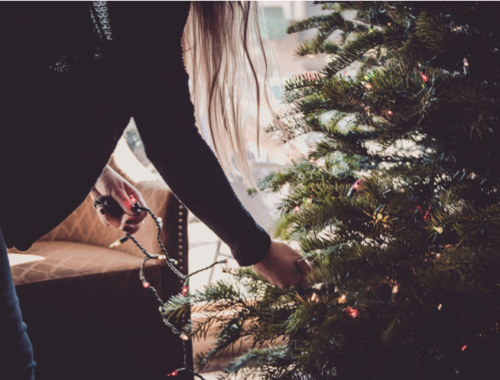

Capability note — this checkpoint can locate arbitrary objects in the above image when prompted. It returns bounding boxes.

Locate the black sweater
[0,1,271,267]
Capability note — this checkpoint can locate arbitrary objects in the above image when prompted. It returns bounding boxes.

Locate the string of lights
[107,195,230,379]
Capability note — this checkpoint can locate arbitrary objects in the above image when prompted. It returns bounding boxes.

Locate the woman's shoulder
[107,1,191,39]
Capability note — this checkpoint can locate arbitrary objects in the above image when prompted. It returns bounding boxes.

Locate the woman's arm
[108,3,313,283]
[109,2,271,266]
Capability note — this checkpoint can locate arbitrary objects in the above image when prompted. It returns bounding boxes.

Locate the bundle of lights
[109,196,229,379]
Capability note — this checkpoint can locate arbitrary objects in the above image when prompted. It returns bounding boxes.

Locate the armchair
[9,137,192,380]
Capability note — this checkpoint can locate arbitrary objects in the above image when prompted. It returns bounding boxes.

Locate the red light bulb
[129,194,137,205]
[420,72,428,82]
[462,345,467,352]
[346,306,359,318]
[167,370,178,377]
[182,286,189,296]
[143,282,150,289]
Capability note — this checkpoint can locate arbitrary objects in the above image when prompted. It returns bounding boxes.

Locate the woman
[0,2,312,378]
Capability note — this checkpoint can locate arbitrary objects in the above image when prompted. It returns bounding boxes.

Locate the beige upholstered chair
[9,137,192,380]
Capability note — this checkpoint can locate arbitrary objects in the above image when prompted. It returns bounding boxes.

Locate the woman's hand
[253,240,313,289]
[90,165,148,234]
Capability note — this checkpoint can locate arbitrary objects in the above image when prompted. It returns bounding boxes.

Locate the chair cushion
[9,240,159,285]
[10,241,164,329]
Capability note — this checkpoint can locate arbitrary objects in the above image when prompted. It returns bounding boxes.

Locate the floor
[189,221,266,379]
[187,173,280,378]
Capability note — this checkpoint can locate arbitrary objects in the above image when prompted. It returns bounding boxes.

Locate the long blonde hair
[181,1,288,187]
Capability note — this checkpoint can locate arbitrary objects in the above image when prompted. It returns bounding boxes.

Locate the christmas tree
[164,2,500,379]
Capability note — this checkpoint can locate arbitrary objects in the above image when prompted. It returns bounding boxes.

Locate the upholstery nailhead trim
[177,204,185,272]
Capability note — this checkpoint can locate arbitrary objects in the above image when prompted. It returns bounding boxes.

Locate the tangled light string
[107,196,229,379]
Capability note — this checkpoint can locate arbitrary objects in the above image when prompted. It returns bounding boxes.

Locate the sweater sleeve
[108,2,271,267]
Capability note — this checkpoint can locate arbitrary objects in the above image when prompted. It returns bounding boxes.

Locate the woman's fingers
[113,189,139,217]
[295,258,313,276]
[125,183,148,211]
[121,222,142,234]
[90,186,100,201]
[102,211,123,230]
[97,210,111,227]
[90,188,125,229]
[121,213,145,226]
[124,183,148,226]
[90,187,110,227]
[118,187,147,233]
[295,259,314,291]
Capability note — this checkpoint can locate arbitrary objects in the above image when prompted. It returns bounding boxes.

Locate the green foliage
[164,2,500,379]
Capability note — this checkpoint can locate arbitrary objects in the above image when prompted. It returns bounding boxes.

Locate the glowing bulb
[311,293,317,302]
[364,83,372,90]
[463,58,469,67]
[346,306,359,318]
[462,345,467,352]
[438,304,442,310]
[387,110,393,115]
[109,236,129,248]
[180,334,189,341]
[143,282,150,288]
[392,285,399,294]
[338,295,347,304]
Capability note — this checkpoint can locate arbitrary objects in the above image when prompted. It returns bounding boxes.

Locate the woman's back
[0,2,192,251]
